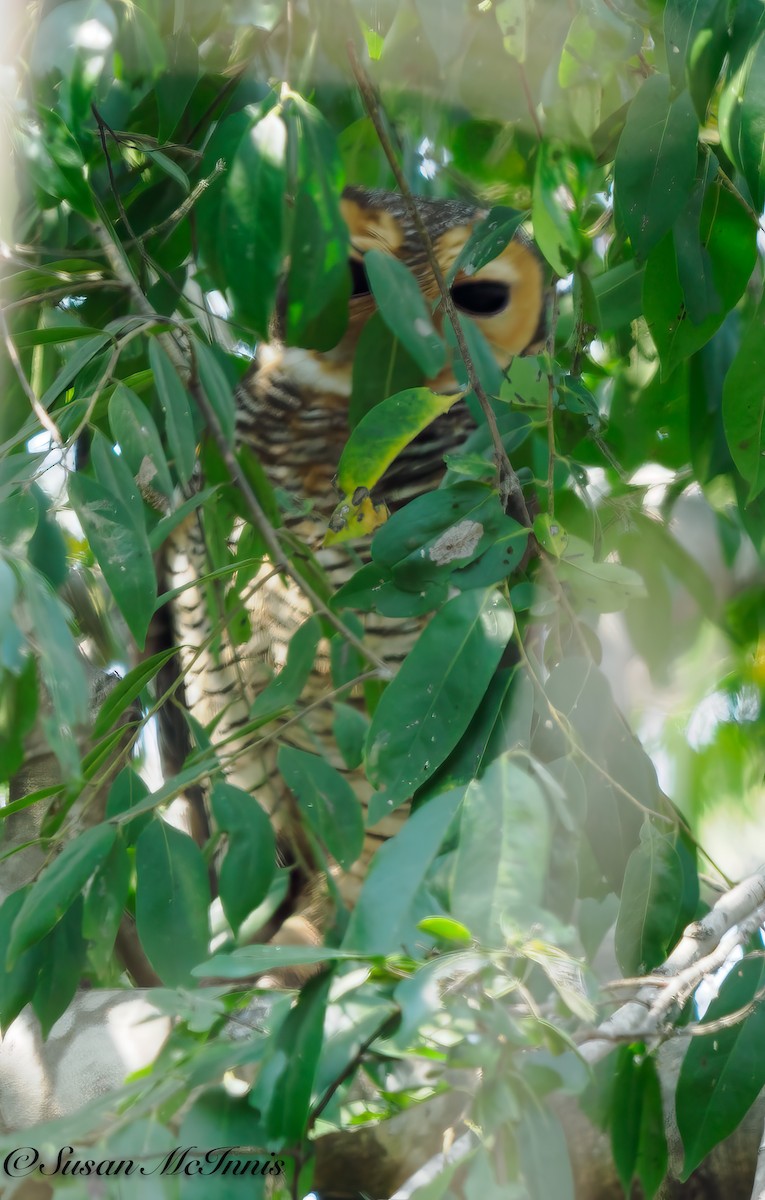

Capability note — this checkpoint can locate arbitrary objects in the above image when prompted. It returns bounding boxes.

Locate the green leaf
[265,973,332,1143]
[38,334,112,412]
[21,564,88,731]
[584,260,644,331]
[93,648,177,737]
[371,481,518,590]
[364,250,446,377]
[0,659,39,783]
[644,174,757,377]
[344,784,465,955]
[180,1091,269,1197]
[366,589,514,811]
[532,140,587,276]
[518,1103,575,1200]
[614,76,699,260]
[278,747,364,870]
[90,430,146,532]
[448,205,526,282]
[451,756,550,943]
[193,339,237,445]
[332,560,447,618]
[197,107,286,338]
[194,944,373,980]
[210,783,276,935]
[417,916,472,945]
[720,29,765,209]
[68,473,157,649]
[250,615,320,720]
[554,534,647,613]
[677,954,765,1177]
[349,312,423,428]
[283,97,349,349]
[636,1056,669,1199]
[334,386,459,500]
[615,823,683,976]
[8,824,116,964]
[26,485,67,589]
[144,147,189,193]
[82,835,130,975]
[135,819,211,985]
[332,702,368,770]
[31,900,86,1038]
[148,338,197,485]
[105,768,151,845]
[723,299,765,503]
[0,888,44,1029]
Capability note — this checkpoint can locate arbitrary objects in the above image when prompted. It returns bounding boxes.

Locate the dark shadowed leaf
[135,819,210,985]
[82,835,130,975]
[366,589,514,812]
[149,338,197,485]
[0,888,44,1029]
[283,97,349,349]
[278,746,364,869]
[197,107,286,338]
[349,312,423,428]
[615,823,683,976]
[31,899,86,1037]
[8,823,116,963]
[614,76,698,259]
[677,954,765,1177]
[644,175,757,377]
[365,249,446,376]
[109,383,174,500]
[723,299,765,503]
[210,782,275,935]
[250,616,320,720]
[264,972,332,1142]
[719,29,765,209]
[68,473,156,649]
[448,205,526,282]
[611,1050,668,1199]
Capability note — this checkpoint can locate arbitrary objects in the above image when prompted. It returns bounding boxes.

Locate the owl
[163,186,546,933]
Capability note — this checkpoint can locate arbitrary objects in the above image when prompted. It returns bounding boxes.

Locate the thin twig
[517,62,543,141]
[347,41,532,530]
[0,304,64,446]
[307,1012,394,1131]
[545,285,559,517]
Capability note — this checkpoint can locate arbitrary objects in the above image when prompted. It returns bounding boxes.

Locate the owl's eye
[451,280,510,317]
[349,256,371,298]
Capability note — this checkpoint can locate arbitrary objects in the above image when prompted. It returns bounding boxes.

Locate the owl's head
[335,186,547,389]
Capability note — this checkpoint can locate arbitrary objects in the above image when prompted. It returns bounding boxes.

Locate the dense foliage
[4,0,765,1196]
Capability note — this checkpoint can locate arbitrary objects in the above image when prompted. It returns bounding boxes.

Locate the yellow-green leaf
[335,386,462,497]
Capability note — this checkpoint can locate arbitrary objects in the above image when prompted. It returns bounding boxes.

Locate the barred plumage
[164,187,546,930]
